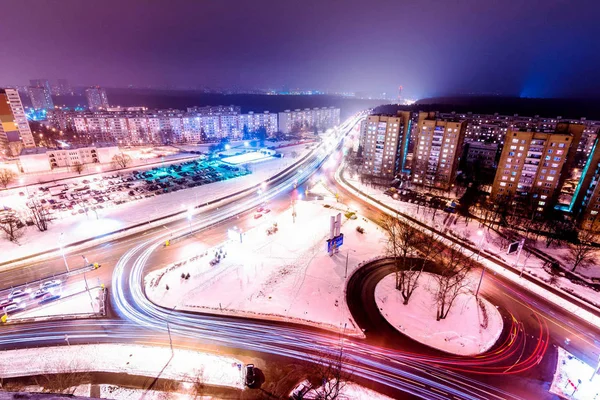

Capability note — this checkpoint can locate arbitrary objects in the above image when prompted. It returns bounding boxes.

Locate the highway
[1,114,599,399]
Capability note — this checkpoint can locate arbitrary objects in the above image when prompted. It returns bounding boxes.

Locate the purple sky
[1,0,599,98]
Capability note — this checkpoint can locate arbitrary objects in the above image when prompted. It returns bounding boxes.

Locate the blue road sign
[327,234,344,253]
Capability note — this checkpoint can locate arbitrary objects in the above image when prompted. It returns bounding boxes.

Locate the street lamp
[474,230,486,298]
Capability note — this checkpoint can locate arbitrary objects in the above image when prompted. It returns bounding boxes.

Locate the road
[2,115,599,399]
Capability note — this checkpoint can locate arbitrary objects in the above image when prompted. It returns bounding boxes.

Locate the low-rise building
[19,144,120,173]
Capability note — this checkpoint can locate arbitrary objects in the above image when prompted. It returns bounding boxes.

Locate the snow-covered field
[341,167,600,313]
[375,272,503,356]
[146,199,387,336]
[0,343,244,390]
[0,144,311,265]
[550,347,600,399]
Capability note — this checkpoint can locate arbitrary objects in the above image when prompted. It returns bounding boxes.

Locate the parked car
[245,364,256,387]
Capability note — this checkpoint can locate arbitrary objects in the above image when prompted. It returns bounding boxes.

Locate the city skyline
[1,0,600,99]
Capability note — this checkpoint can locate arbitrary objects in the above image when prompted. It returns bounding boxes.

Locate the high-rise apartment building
[30,79,51,93]
[411,112,467,190]
[28,85,54,110]
[490,123,584,215]
[572,136,600,232]
[85,86,109,110]
[360,112,411,178]
[0,88,36,153]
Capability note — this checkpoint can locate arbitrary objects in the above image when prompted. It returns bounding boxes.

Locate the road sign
[507,241,520,255]
[327,234,344,253]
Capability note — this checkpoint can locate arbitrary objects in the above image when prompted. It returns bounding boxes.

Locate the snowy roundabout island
[375,272,504,356]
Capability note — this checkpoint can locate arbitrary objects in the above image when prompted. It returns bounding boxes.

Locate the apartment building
[278,107,340,134]
[85,86,109,110]
[0,88,35,154]
[66,107,280,145]
[490,123,584,215]
[28,85,54,110]
[411,112,467,190]
[360,112,411,178]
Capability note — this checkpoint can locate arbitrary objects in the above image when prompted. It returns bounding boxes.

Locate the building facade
[28,85,54,110]
[19,144,120,173]
[490,123,584,215]
[278,107,340,134]
[0,88,35,155]
[85,86,109,110]
[411,112,467,190]
[360,112,411,178]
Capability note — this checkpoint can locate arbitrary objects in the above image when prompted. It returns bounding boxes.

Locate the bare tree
[0,213,24,243]
[305,346,352,400]
[190,367,206,399]
[0,168,16,189]
[112,152,132,169]
[27,198,51,231]
[431,243,473,321]
[71,162,85,175]
[380,216,417,298]
[569,230,599,272]
[35,361,91,394]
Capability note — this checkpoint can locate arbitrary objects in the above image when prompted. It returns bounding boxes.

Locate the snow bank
[146,200,387,337]
[375,272,503,356]
[550,347,600,400]
[0,343,244,390]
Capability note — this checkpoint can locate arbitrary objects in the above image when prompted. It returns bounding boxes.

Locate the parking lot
[5,158,250,224]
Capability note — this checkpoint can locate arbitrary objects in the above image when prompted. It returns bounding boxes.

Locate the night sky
[1,0,599,99]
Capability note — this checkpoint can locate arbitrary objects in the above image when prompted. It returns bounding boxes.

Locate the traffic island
[145,199,388,337]
[375,272,503,356]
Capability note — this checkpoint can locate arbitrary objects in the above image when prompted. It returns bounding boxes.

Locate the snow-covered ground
[0,144,311,265]
[550,347,600,399]
[0,343,244,390]
[146,199,387,336]
[15,287,103,320]
[375,272,503,356]
[341,167,600,313]
[292,380,394,400]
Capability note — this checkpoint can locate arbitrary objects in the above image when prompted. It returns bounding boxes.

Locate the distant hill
[374,96,600,120]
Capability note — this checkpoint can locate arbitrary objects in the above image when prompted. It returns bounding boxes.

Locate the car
[256,207,264,212]
[254,213,263,219]
[0,299,14,308]
[263,209,271,214]
[40,279,61,289]
[4,304,20,314]
[8,289,28,300]
[39,294,61,305]
[245,364,256,387]
[32,288,49,298]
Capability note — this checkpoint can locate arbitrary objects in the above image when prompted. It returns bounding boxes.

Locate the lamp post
[474,230,486,298]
